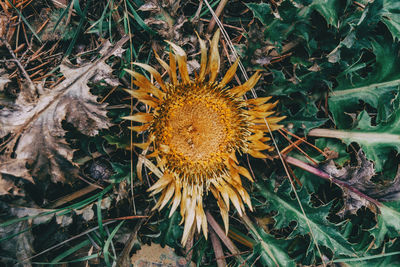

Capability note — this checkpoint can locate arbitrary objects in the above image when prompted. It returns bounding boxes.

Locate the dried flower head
[124,30,285,245]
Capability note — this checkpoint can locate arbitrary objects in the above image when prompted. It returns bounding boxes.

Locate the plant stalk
[284,156,382,207]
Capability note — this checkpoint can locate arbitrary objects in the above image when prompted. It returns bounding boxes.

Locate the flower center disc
[168,101,226,162]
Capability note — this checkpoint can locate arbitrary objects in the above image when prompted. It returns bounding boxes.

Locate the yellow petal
[251,101,279,112]
[122,113,152,123]
[207,29,221,83]
[169,50,177,85]
[146,151,159,158]
[226,186,243,216]
[124,89,159,108]
[212,180,230,210]
[169,180,182,217]
[133,141,151,150]
[124,69,164,99]
[248,149,267,159]
[152,187,168,210]
[209,185,219,199]
[154,49,172,82]
[147,172,173,194]
[159,182,175,210]
[165,41,190,84]
[253,116,286,125]
[238,166,254,182]
[180,186,188,222]
[201,207,208,240]
[210,185,229,234]
[182,196,196,245]
[229,152,239,164]
[249,140,271,151]
[237,186,252,211]
[124,88,148,99]
[260,137,271,143]
[249,111,276,121]
[229,169,242,185]
[252,123,284,131]
[219,59,239,88]
[230,71,261,96]
[133,62,166,91]
[248,130,264,141]
[195,31,207,81]
[196,201,203,233]
[246,96,272,106]
[136,156,144,182]
[219,200,229,235]
[128,124,150,132]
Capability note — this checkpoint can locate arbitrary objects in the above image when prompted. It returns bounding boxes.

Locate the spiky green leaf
[255,180,356,257]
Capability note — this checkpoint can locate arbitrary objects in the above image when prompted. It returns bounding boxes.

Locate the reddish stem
[285,156,382,207]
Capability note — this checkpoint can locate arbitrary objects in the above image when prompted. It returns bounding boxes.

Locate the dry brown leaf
[0,37,128,184]
[321,150,400,215]
[1,196,112,227]
[0,68,10,91]
[0,177,19,196]
[0,221,34,267]
[131,243,194,267]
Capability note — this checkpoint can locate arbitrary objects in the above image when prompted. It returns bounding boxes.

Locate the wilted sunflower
[124,30,285,245]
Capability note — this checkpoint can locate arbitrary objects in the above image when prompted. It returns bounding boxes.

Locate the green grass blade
[103,221,125,266]
[5,0,42,43]
[125,1,157,35]
[50,239,91,265]
[97,197,106,240]
[0,185,112,229]
[32,253,99,265]
[53,1,72,31]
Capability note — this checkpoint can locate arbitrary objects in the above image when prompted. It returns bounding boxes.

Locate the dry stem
[285,156,382,207]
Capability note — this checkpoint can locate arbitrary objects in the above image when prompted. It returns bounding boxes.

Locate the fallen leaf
[321,150,400,215]
[0,68,10,91]
[323,147,339,160]
[0,177,19,196]
[0,37,128,184]
[0,221,34,266]
[1,196,112,227]
[131,243,194,267]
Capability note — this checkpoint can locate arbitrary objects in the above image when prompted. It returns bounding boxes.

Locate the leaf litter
[0,37,127,186]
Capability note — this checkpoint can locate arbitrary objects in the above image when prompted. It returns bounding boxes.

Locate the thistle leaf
[310,106,400,172]
[329,39,400,128]
[255,179,357,257]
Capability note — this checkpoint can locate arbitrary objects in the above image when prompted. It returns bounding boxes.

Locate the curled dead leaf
[321,150,400,216]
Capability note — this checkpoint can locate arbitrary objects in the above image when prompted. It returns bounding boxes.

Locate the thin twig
[102,215,148,222]
[0,36,36,96]
[22,220,117,262]
[278,129,318,165]
[116,209,152,266]
[47,185,100,209]
[281,128,327,157]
